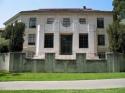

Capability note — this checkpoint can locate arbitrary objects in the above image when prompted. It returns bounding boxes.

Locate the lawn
[0,88,125,93]
[0,72,125,81]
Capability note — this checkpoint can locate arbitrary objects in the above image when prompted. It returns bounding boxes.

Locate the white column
[73,21,78,54]
[88,24,97,59]
[35,24,45,59]
[54,20,60,56]
[36,25,40,56]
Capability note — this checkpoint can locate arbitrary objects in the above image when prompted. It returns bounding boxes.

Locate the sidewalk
[0,79,125,90]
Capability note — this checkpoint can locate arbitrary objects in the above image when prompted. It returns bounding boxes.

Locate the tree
[107,0,125,53]
[113,0,125,22]
[2,22,25,52]
[0,38,9,53]
[107,22,125,53]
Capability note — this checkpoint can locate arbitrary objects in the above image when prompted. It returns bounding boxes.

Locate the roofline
[4,9,113,25]
[4,12,21,25]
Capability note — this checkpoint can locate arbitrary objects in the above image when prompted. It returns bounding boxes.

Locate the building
[4,7,113,59]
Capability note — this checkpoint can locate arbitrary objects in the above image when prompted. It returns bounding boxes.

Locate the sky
[0,0,113,28]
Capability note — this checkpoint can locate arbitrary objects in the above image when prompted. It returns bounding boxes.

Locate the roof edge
[4,12,21,25]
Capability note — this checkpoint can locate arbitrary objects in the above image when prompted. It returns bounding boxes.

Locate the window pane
[97,18,104,28]
[79,18,86,24]
[47,18,54,24]
[29,18,36,28]
[28,34,36,45]
[44,33,54,48]
[62,18,70,27]
[79,34,88,48]
[98,35,105,46]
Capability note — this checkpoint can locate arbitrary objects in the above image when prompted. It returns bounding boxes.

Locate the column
[88,24,97,59]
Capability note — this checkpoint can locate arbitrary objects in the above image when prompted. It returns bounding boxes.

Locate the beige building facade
[4,8,113,59]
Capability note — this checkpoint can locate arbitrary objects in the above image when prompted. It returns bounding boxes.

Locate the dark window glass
[44,33,54,48]
[28,34,36,45]
[62,18,70,27]
[60,35,72,55]
[79,18,86,24]
[47,18,54,24]
[29,18,36,28]
[97,18,104,28]
[79,34,88,48]
[98,35,105,46]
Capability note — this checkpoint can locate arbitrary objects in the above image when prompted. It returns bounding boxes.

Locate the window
[79,18,86,24]
[47,18,54,24]
[29,18,36,28]
[97,18,104,28]
[79,34,88,48]
[60,35,72,55]
[62,18,70,27]
[98,35,105,46]
[28,34,36,45]
[44,33,54,48]
[98,52,106,59]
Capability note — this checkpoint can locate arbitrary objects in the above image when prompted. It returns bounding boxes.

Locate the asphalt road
[0,79,125,90]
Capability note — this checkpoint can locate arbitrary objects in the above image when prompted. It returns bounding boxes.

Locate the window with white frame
[62,18,71,27]
[97,18,104,28]
[28,34,36,45]
[29,18,36,28]
[79,18,86,24]
[98,35,105,46]
[79,34,88,48]
[47,18,54,24]
[44,33,54,48]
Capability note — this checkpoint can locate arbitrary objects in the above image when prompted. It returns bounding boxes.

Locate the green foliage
[2,22,25,52]
[113,0,125,21]
[107,0,125,53]
[0,38,9,53]
[107,22,125,53]
[9,22,25,52]
[1,24,13,39]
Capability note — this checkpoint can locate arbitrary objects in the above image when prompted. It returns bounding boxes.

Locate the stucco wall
[19,12,113,58]
[0,52,125,73]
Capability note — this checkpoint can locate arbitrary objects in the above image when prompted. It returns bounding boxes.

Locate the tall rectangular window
[98,35,105,46]
[29,18,36,28]
[79,34,88,48]
[28,34,36,45]
[44,33,54,48]
[97,18,104,28]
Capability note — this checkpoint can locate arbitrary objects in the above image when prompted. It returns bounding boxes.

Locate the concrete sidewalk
[0,79,125,90]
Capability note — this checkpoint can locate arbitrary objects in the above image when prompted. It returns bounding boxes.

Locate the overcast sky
[0,0,113,28]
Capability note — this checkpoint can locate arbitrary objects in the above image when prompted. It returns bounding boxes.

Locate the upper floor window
[98,35,105,46]
[79,34,88,48]
[29,18,36,28]
[47,18,54,24]
[44,33,54,48]
[62,18,71,27]
[97,18,104,28]
[28,34,36,45]
[79,18,86,24]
